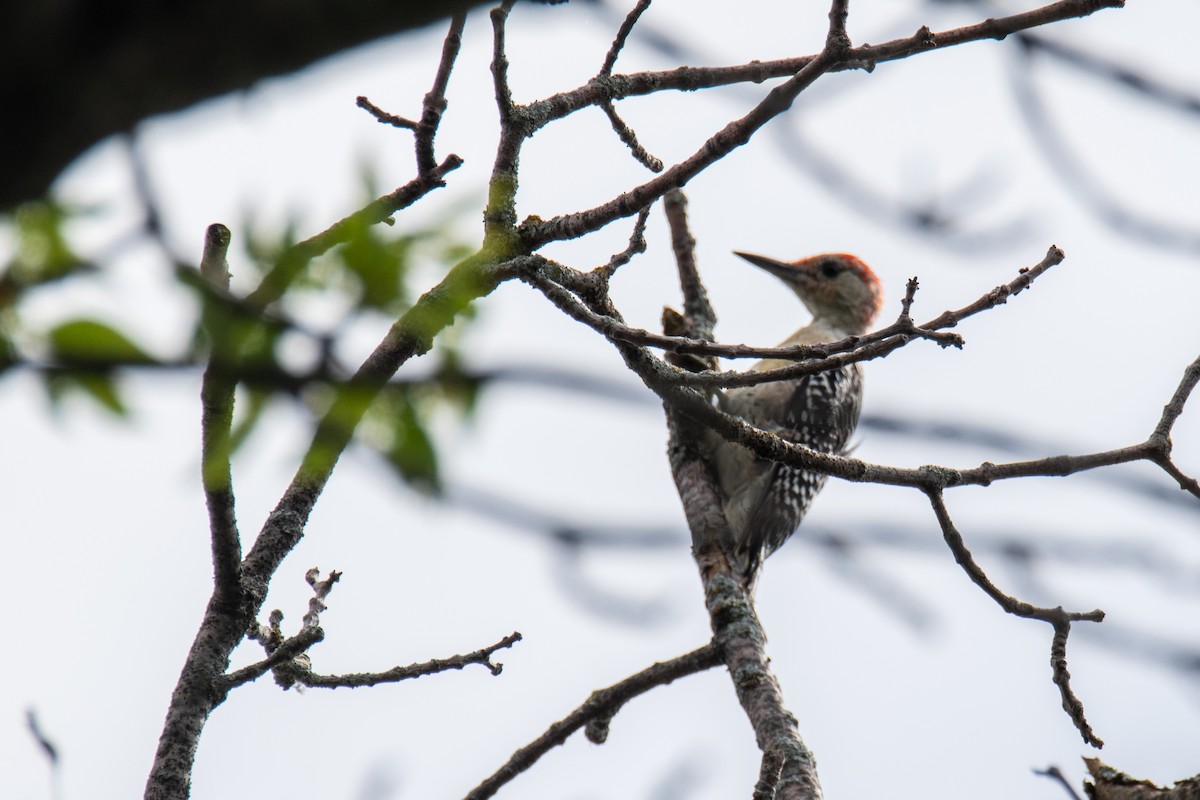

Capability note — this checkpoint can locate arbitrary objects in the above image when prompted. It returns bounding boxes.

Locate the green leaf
[242,212,302,287]
[48,319,155,366]
[3,200,94,289]
[44,371,129,417]
[336,222,414,311]
[223,318,283,374]
[365,388,440,494]
[385,400,440,494]
[435,348,483,419]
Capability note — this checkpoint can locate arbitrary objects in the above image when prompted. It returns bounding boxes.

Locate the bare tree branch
[144,18,489,795]
[665,189,715,341]
[531,181,1192,750]
[355,95,419,130]
[707,575,825,800]
[599,0,653,76]
[527,0,1124,131]
[417,14,468,174]
[224,626,326,691]
[620,342,1200,501]
[521,47,844,246]
[581,1,1037,250]
[1084,758,1200,800]
[594,208,651,284]
[519,246,1062,396]
[197,223,242,608]
[662,176,823,798]
[293,631,522,689]
[1147,354,1200,495]
[139,0,1195,795]
[600,101,665,172]
[925,489,1103,746]
[245,154,464,309]
[595,2,665,175]
[465,642,721,800]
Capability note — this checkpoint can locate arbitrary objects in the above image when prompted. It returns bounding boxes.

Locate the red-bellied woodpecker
[707,251,884,584]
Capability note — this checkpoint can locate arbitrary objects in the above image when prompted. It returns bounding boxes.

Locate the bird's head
[732,251,884,336]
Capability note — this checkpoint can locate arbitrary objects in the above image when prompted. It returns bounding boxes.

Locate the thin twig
[296,631,522,688]
[926,489,1104,746]
[1151,353,1200,443]
[524,246,1063,392]
[1145,353,1200,497]
[241,250,515,583]
[593,208,651,286]
[490,2,517,125]
[598,4,664,171]
[522,45,843,247]
[527,247,1198,509]
[517,1,1123,246]
[245,154,463,309]
[485,1,524,237]
[465,642,721,800]
[417,14,467,174]
[600,101,664,172]
[147,246,508,797]
[826,0,851,51]
[223,627,325,691]
[532,0,1123,127]
[356,95,418,129]
[198,223,242,605]
[664,190,715,340]
[599,0,653,76]
[666,371,1182,494]
[661,190,716,372]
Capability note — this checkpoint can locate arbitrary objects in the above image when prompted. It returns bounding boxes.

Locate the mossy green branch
[248,247,514,582]
[484,170,520,241]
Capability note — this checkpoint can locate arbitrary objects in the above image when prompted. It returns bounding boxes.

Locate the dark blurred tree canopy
[1,0,489,208]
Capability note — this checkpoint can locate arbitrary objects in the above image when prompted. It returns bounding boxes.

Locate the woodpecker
[707,251,884,584]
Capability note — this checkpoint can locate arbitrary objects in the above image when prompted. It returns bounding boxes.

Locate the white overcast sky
[4,2,1200,799]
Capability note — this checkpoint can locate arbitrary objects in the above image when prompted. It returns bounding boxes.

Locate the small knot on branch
[585,714,612,744]
[918,464,960,489]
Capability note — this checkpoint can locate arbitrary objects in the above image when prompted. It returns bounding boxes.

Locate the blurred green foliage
[48,319,155,366]
[1,184,484,492]
[1,200,95,292]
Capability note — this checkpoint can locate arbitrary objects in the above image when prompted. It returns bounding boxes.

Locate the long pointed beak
[733,251,797,280]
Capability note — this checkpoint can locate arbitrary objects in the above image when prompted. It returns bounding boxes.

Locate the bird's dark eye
[820,259,841,279]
